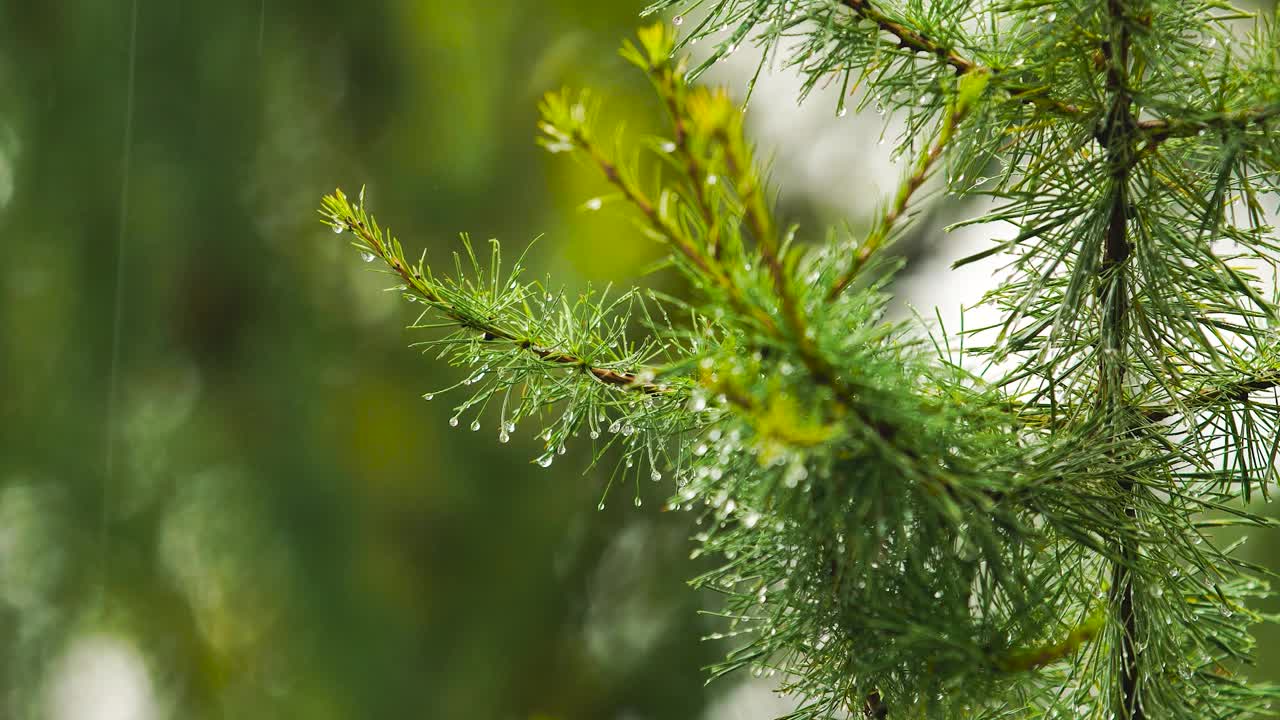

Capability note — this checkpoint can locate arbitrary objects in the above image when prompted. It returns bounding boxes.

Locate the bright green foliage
[323,3,1280,718]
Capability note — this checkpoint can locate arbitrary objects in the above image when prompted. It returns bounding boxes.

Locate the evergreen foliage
[321,3,1280,717]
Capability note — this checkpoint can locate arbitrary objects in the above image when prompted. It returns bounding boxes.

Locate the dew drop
[538,454,554,468]
[651,470,662,482]
[597,501,606,510]
[360,251,376,263]
[634,497,643,507]
[499,431,510,443]
[589,430,600,439]
[660,141,677,153]
[584,197,603,211]
[449,416,460,427]
[332,223,345,234]
[837,106,848,117]
[706,174,719,186]
[470,420,481,432]
[672,14,683,26]
[424,393,434,401]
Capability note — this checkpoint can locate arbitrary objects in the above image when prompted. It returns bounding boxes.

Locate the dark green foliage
[325,3,1280,718]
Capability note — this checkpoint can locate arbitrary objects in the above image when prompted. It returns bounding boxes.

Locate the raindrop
[934,590,944,599]
[837,106,848,118]
[634,497,643,507]
[660,141,677,153]
[449,416,460,427]
[360,251,376,263]
[470,420,480,432]
[505,421,516,433]
[589,430,600,439]
[672,14,684,26]
[650,470,662,482]
[584,197,603,211]
[424,393,434,401]
[499,431,510,443]
[537,454,554,468]
[706,174,719,185]
[332,223,345,234]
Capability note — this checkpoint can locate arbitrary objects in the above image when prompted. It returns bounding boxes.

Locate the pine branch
[838,0,1082,118]
[1140,103,1280,144]
[1145,368,1280,423]
[840,0,975,74]
[827,70,989,299]
[328,12,1280,719]
[1097,2,1142,717]
[321,190,667,396]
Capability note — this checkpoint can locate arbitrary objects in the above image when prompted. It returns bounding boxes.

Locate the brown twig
[334,196,668,396]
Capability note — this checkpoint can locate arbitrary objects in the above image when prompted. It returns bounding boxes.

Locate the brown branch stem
[340,204,667,396]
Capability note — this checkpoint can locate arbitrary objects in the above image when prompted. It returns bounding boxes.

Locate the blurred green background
[2,2,1279,719]
[0,2,724,718]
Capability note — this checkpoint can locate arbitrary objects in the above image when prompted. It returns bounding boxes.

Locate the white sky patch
[46,634,159,720]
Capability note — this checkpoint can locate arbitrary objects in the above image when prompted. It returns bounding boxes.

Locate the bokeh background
[1,2,1278,719]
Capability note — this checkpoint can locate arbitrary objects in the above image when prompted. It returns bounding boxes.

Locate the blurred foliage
[0,1,725,718]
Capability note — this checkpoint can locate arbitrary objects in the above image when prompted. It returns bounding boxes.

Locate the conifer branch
[827,70,988,299]
[838,0,1081,117]
[329,13,1280,719]
[1145,368,1280,423]
[1139,103,1280,144]
[839,0,974,74]
[321,189,667,396]
[1097,2,1142,717]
